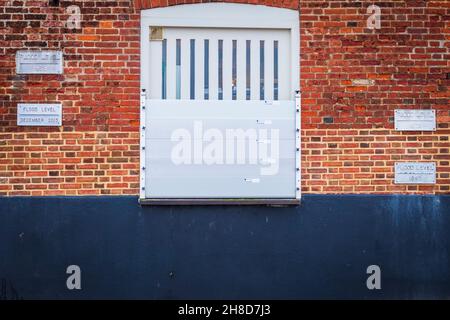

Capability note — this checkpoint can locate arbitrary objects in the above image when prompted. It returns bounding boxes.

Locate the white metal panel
[146,177,295,199]
[147,119,295,140]
[146,140,295,167]
[144,100,296,198]
[146,100,293,117]
[146,158,296,177]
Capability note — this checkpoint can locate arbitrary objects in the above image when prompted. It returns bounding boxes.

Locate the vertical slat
[250,39,259,101]
[161,39,167,99]
[232,40,237,100]
[264,37,274,101]
[166,37,176,99]
[195,38,204,100]
[218,39,223,100]
[278,35,290,100]
[245,40,251,100]
[209,38,218,100]
[237,38,246,100]
[259,40,265,100]
[176,39,181,99]
[190,39,195,100]
[273,40,279,101]
[222,38,232,100]
[149,41,162,99]
[181,38,190,99]
[203,39,209,100]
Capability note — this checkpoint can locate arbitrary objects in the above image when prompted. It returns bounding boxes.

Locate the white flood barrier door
[140,4,300,201]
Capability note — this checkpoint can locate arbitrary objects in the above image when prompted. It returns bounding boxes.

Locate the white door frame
[139,3,300,204]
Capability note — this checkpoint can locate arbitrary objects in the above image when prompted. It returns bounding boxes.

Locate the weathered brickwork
[0,131,139,195]
[299,0,449,194]
[301,129,449,193]
[0,0,448,195]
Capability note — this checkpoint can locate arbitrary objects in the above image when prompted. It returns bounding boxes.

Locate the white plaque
[395,162,436,184]
[394,109,436,131]
[17,103,62,126]
[16,50,63,74]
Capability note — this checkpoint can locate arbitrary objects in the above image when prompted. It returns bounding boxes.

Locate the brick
[0,0,448,196]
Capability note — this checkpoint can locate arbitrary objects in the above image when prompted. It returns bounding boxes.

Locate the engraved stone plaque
[394,162,436,184]
[17,103,62,126]
[16,50,63,74]
[394,109,436,131]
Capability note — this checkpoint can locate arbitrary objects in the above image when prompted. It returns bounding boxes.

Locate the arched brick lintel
[134,0,299,11]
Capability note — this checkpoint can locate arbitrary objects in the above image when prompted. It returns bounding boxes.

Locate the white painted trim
[141,3,298,29]
[140,23,150,200]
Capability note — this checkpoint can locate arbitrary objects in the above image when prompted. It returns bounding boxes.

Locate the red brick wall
[1,0,141,195]
[0,0,448,196]
[299,0,449,194]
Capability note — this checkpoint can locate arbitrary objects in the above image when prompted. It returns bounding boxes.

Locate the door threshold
[139,198,300,206]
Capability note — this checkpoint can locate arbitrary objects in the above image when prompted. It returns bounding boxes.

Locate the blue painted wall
[0,195,449,299]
